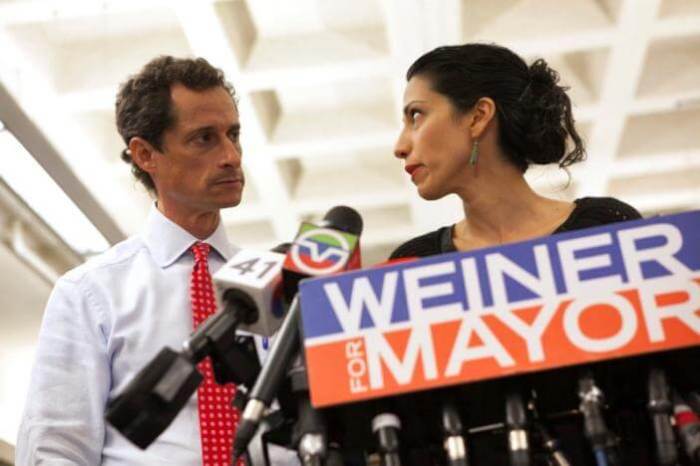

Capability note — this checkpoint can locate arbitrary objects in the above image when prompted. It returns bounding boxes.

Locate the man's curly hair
[115,56,236,193]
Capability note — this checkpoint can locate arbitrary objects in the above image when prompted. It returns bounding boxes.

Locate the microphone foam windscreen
[321,205,363,235]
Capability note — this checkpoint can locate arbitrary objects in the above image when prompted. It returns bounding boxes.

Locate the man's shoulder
[60,234,146,285]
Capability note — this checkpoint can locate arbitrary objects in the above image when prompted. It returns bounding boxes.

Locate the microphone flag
[298,211,700,407]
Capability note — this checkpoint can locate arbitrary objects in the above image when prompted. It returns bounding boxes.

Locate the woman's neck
[455,165,573,248]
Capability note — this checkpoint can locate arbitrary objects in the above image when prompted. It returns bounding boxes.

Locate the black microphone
[106,348,202,448]
[648,367,679,466]
[577,372,620,466]
[441,403,468,466]
[372,412,402,466]
[233,206,364,461]
[505,392,530,466]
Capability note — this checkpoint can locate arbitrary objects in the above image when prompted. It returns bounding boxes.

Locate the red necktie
[190,242,244,466]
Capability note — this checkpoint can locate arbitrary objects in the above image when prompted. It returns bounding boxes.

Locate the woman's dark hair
[407,43,585,172]
[115,56,236,192]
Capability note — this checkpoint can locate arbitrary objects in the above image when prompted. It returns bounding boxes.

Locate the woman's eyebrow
[402,100,427,118]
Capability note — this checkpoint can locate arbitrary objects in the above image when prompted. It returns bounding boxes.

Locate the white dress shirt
[16,206,297,466]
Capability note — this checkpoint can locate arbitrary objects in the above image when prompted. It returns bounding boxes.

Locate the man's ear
[468,97,496,139]
[128,137,158,175]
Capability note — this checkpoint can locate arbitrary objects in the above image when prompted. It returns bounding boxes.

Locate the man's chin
[220,196,242,208]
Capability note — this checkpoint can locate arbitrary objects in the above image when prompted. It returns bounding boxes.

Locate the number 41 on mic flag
[298,211,700,407]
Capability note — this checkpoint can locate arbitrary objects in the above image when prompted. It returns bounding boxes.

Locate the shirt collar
[142,205,236,268]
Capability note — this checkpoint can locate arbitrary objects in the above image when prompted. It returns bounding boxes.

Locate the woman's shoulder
[388,226,453,260]
[556,196,642,233]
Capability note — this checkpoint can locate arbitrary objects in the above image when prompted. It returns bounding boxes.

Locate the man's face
[151,84,244,216]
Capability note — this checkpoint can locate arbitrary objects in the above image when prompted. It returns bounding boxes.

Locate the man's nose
[221,138,242,167]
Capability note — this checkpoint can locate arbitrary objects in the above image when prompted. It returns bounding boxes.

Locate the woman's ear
[128,137,158,175]
[468,97,496,139]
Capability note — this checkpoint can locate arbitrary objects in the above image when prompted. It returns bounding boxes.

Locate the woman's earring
[469,140,479,166]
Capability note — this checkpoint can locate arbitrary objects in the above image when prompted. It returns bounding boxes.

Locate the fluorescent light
[0,125,109,255]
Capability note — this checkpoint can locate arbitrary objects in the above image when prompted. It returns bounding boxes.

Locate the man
[17,56,293,465]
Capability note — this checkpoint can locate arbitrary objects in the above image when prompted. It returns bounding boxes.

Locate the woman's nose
[394,130,410,159]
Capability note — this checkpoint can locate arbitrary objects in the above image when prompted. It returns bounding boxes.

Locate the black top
[350,196,656,466]
[390,197,642,260]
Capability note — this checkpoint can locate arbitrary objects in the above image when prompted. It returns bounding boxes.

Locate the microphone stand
[234,295,302,460]
[505,392,531,466]
[577,372,620,466]
[528,391,570,466]
[441,402,468,466]
[372,412,402,466]
[289,352,329,466]
[648,367,679,466]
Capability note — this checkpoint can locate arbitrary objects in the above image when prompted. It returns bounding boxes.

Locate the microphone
[673,392,700,464]
[577,373,620,466]
[106,244,290,448]
[441,403,468,466]
[281,205,363,300]
[233,206,364,460]
[212,244,290,337]
[648,367,679,466]
[372,413,402,466]
[505,392,530,466]
[106,348,202,448]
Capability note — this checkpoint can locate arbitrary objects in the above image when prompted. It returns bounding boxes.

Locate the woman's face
[394,75,474,200]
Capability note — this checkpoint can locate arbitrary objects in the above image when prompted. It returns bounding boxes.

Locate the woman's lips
[405,164,424,181]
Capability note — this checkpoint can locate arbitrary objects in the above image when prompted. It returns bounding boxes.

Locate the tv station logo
[285,222,359,276]
[299,211,700,407]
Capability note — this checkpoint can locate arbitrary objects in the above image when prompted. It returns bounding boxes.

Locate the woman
[382,44,651,465]
[391,43,640,260]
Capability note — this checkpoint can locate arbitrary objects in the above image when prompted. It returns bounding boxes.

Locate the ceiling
[0,0,699,453]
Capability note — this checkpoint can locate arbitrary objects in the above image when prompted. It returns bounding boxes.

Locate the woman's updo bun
[406,43,585,172]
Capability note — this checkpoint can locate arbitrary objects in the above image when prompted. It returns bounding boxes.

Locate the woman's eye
[410,109,422,124]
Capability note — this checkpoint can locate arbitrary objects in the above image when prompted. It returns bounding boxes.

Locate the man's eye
[194,132,213,144]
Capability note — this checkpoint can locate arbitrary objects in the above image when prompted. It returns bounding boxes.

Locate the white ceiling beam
[611,149,700,178]
[0,81,125,245]
[175,2,300,241]
[576,0,662,198]
[654,14,700,39]
[237,59,393,91]
[382,0,464,233]
[0,0,171,25]
[630,91,700,116]
[625,189,700,213]
[504,29,615,57]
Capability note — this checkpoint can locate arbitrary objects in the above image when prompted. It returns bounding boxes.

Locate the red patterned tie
[190,242,244,466]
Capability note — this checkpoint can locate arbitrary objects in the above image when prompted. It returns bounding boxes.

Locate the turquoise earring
[469,140,479,166]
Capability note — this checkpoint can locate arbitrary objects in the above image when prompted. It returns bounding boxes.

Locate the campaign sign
[299,212,700,407]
